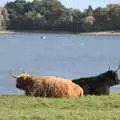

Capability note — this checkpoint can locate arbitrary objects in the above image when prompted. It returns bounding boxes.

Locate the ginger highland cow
[11,73,83,97]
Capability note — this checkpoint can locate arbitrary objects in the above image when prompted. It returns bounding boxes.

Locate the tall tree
[82,5,95,31]
[0,7,9,29]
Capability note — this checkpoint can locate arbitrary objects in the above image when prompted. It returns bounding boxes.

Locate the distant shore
[0,30,120,35]
[0,30,16,34]
[0,30,73,34]
[83,31,120,35]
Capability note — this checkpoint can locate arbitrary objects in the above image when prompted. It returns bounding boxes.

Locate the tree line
[1,0,120,32]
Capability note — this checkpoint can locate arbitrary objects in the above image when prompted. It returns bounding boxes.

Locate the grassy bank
[0,92,120,120]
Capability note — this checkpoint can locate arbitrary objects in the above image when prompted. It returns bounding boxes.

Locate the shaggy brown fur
[16,73,83,97]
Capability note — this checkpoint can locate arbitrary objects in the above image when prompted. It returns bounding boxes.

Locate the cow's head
[103,65,120,86]
[10,73,32,89]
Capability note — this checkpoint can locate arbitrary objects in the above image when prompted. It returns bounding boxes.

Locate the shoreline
[0,30,120,35]
[83,31,120,35]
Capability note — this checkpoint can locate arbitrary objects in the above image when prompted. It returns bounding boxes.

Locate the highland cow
[11,73,83,97]
[72,66,120,95]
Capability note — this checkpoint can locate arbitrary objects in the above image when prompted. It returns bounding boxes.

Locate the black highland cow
[72,65,120,95]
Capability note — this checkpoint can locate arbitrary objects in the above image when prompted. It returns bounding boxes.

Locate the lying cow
[11,73,83,97]
[72,66,120,95]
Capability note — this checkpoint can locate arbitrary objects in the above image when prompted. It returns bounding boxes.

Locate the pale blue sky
[0,0,120,10]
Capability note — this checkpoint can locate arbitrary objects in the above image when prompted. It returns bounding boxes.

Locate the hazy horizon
[0,0,120,11]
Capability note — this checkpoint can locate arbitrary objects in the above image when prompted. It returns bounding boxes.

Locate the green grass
[0,92,120,120]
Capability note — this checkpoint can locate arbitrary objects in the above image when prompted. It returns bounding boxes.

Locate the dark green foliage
[108,4,120,29]
[4,0,120,32]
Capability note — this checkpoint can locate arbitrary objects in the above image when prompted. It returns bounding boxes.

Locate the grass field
[0,93,120,120]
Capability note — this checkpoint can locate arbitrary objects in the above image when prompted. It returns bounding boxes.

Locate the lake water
[0,33,120,95]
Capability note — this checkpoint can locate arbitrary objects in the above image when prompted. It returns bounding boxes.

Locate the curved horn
[9,73,19,78]
[108,64,111,70]
[115,64,120,72]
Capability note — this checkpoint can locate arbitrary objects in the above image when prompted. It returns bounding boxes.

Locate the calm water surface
[0,33,120,94]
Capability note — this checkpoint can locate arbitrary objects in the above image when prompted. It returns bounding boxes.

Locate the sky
[0,0,120,11]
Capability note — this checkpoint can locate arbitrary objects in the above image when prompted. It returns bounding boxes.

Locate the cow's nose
[16,84,20,88]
